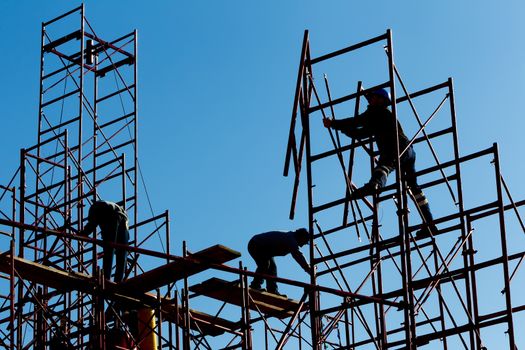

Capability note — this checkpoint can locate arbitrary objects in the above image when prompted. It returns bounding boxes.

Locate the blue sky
[1,1,525,348]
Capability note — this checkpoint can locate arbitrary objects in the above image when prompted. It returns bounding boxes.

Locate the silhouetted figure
[49,317,73,350]
[323,88,436,237]
[248,228,310,296]
[49,333,73,350]
[80,200,129,282]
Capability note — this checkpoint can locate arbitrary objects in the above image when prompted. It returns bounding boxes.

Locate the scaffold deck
[190,277,308,318]
[0,250,237,337]
[119,244,240,293]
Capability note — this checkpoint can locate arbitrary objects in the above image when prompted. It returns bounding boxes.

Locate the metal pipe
[386,29,415,350]
[492,143,516,348]
[284,30,309,178]
[303,55,322,350]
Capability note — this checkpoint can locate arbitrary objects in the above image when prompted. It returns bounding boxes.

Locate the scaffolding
[0,5,174,349]
[0,6,524,350]
[283,30,525,349]
[0,6,307,350]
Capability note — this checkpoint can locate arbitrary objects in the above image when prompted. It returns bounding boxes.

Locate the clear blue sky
[1,1,525,348]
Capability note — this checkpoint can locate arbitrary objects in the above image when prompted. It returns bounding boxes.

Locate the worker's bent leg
[412,191,434,223]
[351,162,393,199]
[412,189,436,238]
[102,219,121,281]
[101,231,115,281]
[402,147,436,231]
[368,162,394,190]
[114,220,130,283]
[369,162,394,188]
[248,241,266,289]
[252,258,270,289]
[265,257,279,293]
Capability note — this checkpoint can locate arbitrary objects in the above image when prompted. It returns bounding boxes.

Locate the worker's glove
[322,117,333,128]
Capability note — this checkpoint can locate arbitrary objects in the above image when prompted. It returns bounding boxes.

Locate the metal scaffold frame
[1,6,525,350]
[0,6,260,350]
[284,29,525,350]
[0,5,177,349]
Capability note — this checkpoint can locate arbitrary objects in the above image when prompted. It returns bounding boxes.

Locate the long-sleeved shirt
[82,201,128,235]
[332,105,410,165]
[249,231,309,272]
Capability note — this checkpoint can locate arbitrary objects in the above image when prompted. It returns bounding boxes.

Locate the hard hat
[366,88,391,102]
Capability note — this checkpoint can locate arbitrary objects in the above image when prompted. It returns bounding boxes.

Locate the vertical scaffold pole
[9,240,15,350]
[182,241,191,350]
[302,46,322,349]
[133,29,139,277]
[386,29,415,350]
[493,143,516,349]
[17,149,26,348]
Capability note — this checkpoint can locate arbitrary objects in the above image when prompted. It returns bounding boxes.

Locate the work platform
[0,251,94,294]
[0,244,243,337]
[118,244,241,293]
[190,277,308,318]
[0,244,240,295]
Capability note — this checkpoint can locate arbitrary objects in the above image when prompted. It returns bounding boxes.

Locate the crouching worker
[248,228,310,297]
[80,200,130,283]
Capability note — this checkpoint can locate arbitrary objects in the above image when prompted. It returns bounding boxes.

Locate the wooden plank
[0,252,236,337]
[114,294,238,337]
[190,278,307,319]
[0,253,94,293]
[189,309,240,336]
[161,301,239,337]
[118,245,240,293]
[191,244,241,263]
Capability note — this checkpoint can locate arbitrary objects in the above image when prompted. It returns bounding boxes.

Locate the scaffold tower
[284,30,525,350]
[0,5,174,349]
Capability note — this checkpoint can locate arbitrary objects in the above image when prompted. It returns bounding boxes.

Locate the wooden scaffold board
[190,277,308,319]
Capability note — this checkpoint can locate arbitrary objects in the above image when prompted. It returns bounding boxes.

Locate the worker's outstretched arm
[79,204,98,236]
[79,220,96,236]
[323,113,369,139]
[291,250,310,274]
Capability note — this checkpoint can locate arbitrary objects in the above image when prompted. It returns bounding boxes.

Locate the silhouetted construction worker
[49,317,73,350]
[248,228,310,296]
[323,88,436,237]
[80,200,129,283]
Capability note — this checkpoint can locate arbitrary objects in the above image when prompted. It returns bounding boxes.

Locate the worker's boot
[266,288,287,298]
[415,201,436,238]
[266,280,287,297]
[249,273,265,292]
[249,283,265,293]
[350,182,379,199]
[416,223,438,239]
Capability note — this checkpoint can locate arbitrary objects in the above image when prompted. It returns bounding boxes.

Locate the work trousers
[101,216,129,283]
[369,146,434,225]
[247,240,278,292]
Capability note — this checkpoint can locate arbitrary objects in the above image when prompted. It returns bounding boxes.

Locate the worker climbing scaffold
[323,88,437,237]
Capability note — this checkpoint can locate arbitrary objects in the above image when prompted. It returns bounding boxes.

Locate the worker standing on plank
[80,200,130,282]
[323,88,437,237]
[248,228,310,297]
